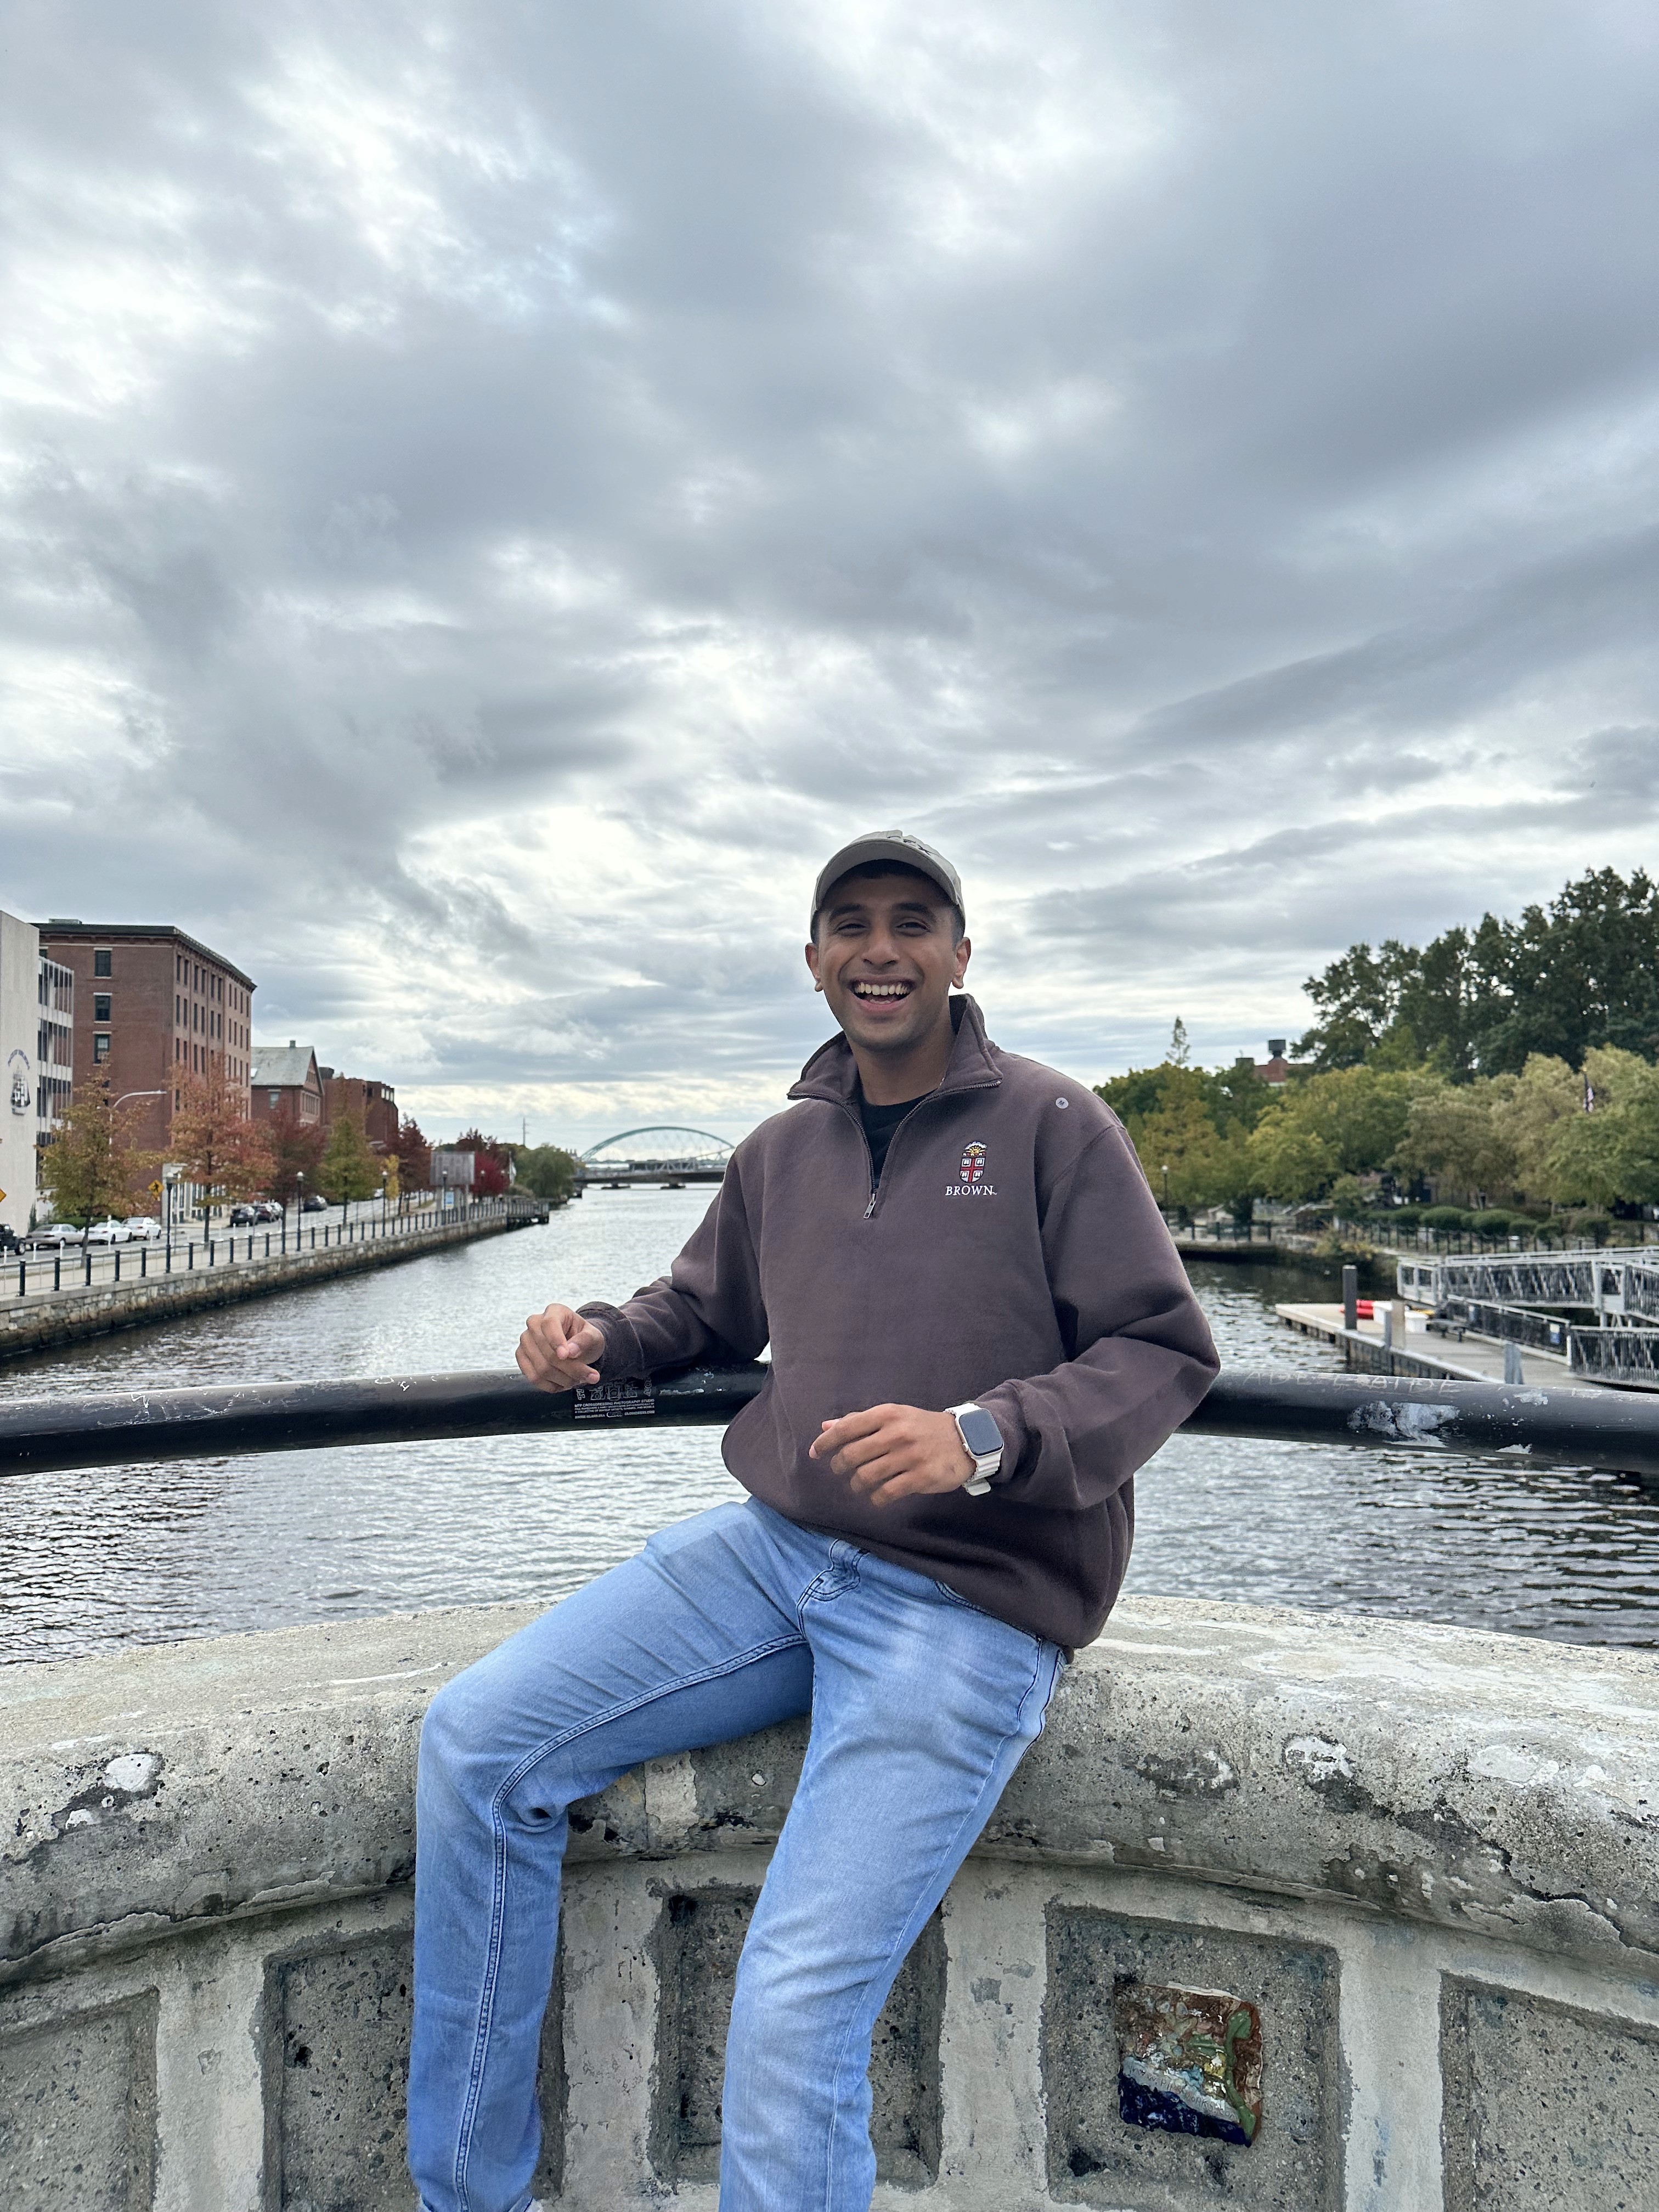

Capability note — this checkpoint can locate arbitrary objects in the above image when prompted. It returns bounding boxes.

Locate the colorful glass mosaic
[1112,1979,1262,2147]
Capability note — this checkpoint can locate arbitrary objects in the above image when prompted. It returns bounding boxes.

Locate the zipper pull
[865,1194,878,1219]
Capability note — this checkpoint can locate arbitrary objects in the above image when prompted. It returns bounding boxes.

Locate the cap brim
[811,833,963,926]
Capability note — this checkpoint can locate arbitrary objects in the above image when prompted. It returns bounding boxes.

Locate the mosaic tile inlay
[1113,1979,1262,2147]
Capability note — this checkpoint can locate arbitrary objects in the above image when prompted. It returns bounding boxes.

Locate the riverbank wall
[4,1595,1656,2210]
[0,1200,545,1363]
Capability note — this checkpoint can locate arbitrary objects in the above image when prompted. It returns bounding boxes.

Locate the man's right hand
[517,1304,605,1392]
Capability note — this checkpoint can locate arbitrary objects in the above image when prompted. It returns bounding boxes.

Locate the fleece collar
[787,992,1002,1108]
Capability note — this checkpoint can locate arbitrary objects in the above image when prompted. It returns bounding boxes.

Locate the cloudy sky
[2,2,1656,1149]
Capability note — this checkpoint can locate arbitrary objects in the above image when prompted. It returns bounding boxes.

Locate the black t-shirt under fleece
[858,1092,928,1186]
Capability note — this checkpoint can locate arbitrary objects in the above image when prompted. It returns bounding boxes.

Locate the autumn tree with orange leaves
[168,1071,275,1218]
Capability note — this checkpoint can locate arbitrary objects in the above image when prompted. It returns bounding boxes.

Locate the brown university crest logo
[947,1141,994,1199]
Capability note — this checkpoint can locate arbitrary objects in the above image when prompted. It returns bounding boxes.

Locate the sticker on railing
[573,1381,657,1421]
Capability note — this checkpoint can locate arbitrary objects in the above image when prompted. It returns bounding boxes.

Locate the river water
[4,1184,1659,1666]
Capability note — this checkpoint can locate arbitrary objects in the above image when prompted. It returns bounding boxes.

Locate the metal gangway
[1398,1246,1659,1390]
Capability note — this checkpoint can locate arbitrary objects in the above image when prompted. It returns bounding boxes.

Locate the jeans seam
[452,1629,808,2206]
[819,1635,1058,2208]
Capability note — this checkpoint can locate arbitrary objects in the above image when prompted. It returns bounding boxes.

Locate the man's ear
[952,935,972,988]
[805,940,824,992]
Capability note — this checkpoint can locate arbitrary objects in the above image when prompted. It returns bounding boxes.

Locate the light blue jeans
[409,1497,1064,2212]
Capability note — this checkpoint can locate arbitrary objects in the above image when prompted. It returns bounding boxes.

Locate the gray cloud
[2,0,1657,1138]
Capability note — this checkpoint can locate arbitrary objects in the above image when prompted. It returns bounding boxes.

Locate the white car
[21,1223,83,1249]
[85,1218,131,1244]
[124,1216,163,1240]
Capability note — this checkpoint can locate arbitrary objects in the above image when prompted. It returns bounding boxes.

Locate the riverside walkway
[0,1195,549,1360]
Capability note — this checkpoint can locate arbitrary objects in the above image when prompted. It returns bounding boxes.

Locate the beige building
[0,909,40,1235]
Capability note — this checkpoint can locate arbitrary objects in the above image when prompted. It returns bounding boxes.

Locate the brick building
[250,1043,324,1131]
[1253,1038,1313,1087]
[37,922,256,1156]
[318,1069,398,1151]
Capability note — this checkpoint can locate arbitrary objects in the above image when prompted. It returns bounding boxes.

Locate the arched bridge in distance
[578,1126,735,1187]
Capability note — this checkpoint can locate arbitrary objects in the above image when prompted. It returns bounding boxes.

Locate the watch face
[956,1406,1002,1458]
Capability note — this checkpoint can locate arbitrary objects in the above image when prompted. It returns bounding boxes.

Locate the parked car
[301,1193,329,1212]
[85,1218,131,1244]
[229,1203,260,1227]
[21,1223,83,1249]
[255,1199,284,1222]
[124,1216,162,1240]
[0,1224,20,1255]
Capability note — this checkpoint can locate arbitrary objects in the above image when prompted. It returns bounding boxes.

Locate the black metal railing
[3,1365,1658,1481]
[1,1195,544,1305]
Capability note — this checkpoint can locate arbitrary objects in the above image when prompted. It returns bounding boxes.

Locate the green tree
[1247,1066,1421,1202]
[513,1144,581,1204]
[1392,1079,1517,1205]
[1298,868,1659,1077]
[1488,1056,1581,1203]
[317,1112,382,1207]
[1542,1047,1659,1209]
[37,1083,159,1227]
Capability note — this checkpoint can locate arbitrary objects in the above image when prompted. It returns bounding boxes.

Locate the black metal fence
[1,1196,543,1304]
[3,1365,1657,1483]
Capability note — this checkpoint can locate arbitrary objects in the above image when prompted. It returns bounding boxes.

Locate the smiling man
[409,830,1218,2212]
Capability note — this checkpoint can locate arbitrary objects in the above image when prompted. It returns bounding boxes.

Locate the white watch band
[948,1401,1003,1496]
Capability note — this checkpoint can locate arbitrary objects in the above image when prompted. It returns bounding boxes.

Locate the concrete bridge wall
[3,1595,1656,2211]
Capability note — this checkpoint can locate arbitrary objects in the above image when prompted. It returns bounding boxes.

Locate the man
[410,830,1218,2212]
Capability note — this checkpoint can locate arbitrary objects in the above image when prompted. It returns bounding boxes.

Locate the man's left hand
[808,1404,977,1505]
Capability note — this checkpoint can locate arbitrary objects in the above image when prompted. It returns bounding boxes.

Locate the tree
[170,1071,274,1218]
[455,1127,512,1197]
[1541,1048,1659,1210]
[1299,868,1659,1077]
[268,1121,326,1205]
[1166,1017,1190,1068]
[514,1144,581,1204]
[1246,1066,1421,1202]
[37,1082,159,1227]
[393,1115,432,1196]
[317,1112,382,1208]
[1095,1056,1272,1217]
[1392,1080,1518,1206]
[1488,1056,1581,1203]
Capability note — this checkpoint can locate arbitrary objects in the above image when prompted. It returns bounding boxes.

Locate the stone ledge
[5,1595,1656,1989]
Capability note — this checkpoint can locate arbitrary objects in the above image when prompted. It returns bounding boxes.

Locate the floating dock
[1275,1302,1579,1389]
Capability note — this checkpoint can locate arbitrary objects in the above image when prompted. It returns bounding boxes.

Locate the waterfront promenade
[0,1195,548,1361]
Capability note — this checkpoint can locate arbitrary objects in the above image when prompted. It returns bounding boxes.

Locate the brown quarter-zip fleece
[581,996,1218,1649]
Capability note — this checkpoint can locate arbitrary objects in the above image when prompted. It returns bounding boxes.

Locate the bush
[1422,1205,1470,1232]
[1389,1204,1424,1228]
[1471,1209,1514,1236]
[1570,1211,1613,1245]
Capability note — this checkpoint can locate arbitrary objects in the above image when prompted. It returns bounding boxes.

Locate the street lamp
[105,1091,163,1249]
[1161,1163,1171,1217]
[294,1170,304,1252]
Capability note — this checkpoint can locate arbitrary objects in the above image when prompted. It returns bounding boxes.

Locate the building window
[94,949,112,978]
[93,993,111,1022]
[93,1034,111,1063]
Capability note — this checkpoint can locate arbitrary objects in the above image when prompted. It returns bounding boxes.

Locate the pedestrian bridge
[579,1125,734,1186]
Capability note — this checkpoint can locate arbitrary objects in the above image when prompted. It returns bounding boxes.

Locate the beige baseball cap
[810,830,964,931]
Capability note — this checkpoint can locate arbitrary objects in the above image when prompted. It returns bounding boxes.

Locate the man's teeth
[853,981,911,997]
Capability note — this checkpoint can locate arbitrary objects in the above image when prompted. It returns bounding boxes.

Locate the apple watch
[948,1401,1005,1495]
